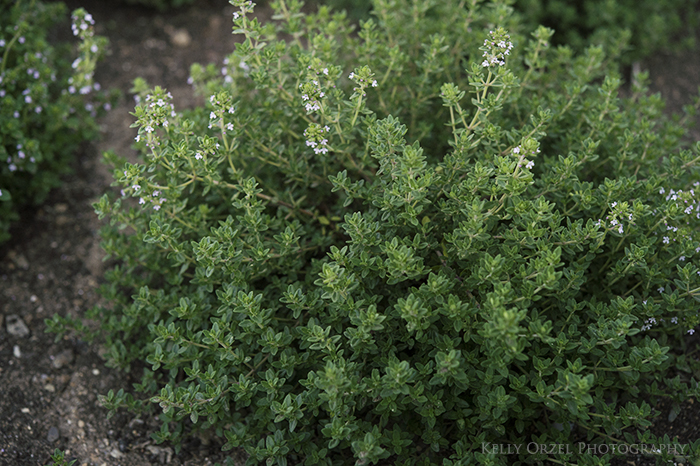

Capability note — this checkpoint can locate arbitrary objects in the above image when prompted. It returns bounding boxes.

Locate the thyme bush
[0,2,116,243]
[50,0,700,464]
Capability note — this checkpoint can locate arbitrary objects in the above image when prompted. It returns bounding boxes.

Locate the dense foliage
[516,0,697,62]
[309,0,698,63]
[49,0,700,465]
[0,1,116,243]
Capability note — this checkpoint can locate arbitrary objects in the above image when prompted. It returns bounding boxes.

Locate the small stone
[7,250,29,269]
[78,420,85,428]
[44,384,55,393]
[109,448,123,459]
[30,295,37,303]
[169,28,191,47]
[52,349,75,369]
[13,345,21,358]
[21,408,30,413]
[92,368,100,376]
[54,203,68,213]
[6,314,30,337]
[47,426,60,443]
[56,215,69,226]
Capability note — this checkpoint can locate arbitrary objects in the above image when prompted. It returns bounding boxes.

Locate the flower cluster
[303,124,331,155]
[511,140,539,171]
[481,27,513,68]
[596,201,636,235]
[299,79,326,113]
[71,10,94,37]
[639,309,698,335]
[133,86,177,150]
[231,0,255,21]
[653,183,700,254]
[660,183,700,220]
[208,91,236,134]
[348,65,377,99]
[139,189,167,211]
[132,185,167,211]
[66,9,108,105]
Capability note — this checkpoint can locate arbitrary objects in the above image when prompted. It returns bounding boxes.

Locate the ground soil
[0,1,699,465]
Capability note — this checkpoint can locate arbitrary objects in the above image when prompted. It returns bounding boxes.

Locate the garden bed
[1,1,699,465]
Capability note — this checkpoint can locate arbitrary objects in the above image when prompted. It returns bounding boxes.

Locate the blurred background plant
[0,0,118,244]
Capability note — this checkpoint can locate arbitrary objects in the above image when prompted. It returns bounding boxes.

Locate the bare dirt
[0,1,699,465]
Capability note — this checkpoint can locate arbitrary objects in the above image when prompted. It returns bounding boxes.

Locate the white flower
[611,202,617,208]
[372,80,378,87]
[145,125,154,133]
[658,287,664,293]
[663,237,670,244]
[349,72,354,79]
[153,205,160,211]
[525,160,534,170]
[195,152,203,160]
[210,112,216,119]
[688,329,695,335]
[132,184,140,191]
[679,256,685,261]
[672,317,678,324]
[618,225,623,234]
[513,146,520,154]
[323,68,329,75]
[139,197,145,205]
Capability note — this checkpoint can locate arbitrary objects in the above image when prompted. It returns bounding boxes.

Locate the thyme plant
[0,2,116,242]
[49,0,700,464]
